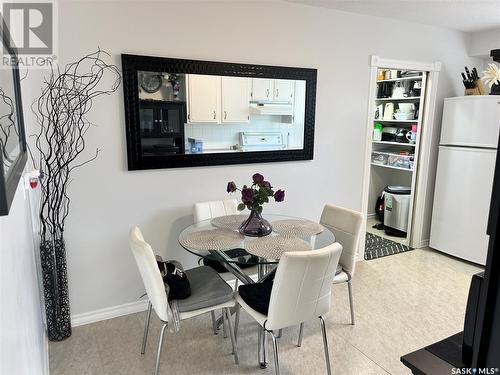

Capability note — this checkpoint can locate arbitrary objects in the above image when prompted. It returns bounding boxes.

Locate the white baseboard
[71,299,149,327]
[415,239,430,249]
[71,275,260,327]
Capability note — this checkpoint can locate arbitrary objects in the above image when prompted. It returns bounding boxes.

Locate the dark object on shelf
[122,54,317,170]
[400,70,422,78]
[140,72,163,93]
[491,83,500,95]
[395,128,410,143]
[0,19,27,216]
[32,50,121,341]
[377,82,392,98]
[491,49,500,63]
[375,193,385,222]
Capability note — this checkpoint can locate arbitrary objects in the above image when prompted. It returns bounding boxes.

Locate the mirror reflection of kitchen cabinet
[252,78,274,101]
[221,77,250,123]
[274,79,295,102]
[187,74,220,123]
[139,100,186,155]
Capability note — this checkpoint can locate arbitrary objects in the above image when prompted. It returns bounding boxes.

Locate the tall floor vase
[40,238,71,341]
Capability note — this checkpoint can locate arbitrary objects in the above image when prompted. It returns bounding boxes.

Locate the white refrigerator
[430,96,500,265]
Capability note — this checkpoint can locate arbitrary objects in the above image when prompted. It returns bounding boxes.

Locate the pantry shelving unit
[361,56,442,253]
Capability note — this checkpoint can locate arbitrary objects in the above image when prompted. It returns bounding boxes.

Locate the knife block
[464,80,488,96]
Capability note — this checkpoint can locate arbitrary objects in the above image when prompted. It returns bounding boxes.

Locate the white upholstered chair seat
[333,270,349,284]
[320,204,363,325]
[129,226,239,375]
[235,243,342,375]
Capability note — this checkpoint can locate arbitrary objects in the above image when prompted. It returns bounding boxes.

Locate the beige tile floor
[49,248,482,375]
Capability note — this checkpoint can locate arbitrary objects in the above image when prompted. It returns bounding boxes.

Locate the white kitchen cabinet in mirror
[274,79,295,102]
[187,74,220,123]
[221,77,250,123]
[252,78,274,101]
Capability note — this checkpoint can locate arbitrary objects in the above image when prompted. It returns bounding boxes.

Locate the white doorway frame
[359,56,442,259]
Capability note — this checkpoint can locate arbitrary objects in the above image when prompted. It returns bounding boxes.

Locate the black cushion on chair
[238,282,273,315]
[202,248,259,273]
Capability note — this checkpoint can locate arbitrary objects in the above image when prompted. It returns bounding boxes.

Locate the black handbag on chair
[156,256,191,300]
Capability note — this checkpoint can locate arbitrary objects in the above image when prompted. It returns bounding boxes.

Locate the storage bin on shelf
[387,153,413,169]
[371,150,414,170]
[371,151,389,165]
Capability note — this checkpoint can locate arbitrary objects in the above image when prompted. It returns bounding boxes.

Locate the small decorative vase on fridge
[482,63,500,95]
[226,173,285,237]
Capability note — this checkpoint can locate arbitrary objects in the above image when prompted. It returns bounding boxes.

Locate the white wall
[26,0,482,317]
[469,28,500,58]
[0,180,47,374]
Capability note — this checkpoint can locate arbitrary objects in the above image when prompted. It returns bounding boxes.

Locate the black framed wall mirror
[121,54,317,170]
[0,21,28,216]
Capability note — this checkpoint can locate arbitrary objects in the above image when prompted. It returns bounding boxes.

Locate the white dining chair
[193,199,259,335]
[235,242,343,375]
[129,226,238,375]
[320,204,364,325]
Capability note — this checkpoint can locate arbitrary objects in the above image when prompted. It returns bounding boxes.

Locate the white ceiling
[286,0,500,33]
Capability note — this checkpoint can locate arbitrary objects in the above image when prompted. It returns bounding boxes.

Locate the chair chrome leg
[234,303,240,342]
[319,316,332,375]
[269,331,280,375]
[223,309,228,338]
[154,322,168,375]
[225,308,239,365]
[141,302,152,355]
[347,279,355,325]
[258,326,268,368]
[211,311,218,335]
[234,278,239,291]
[297,322,304,347]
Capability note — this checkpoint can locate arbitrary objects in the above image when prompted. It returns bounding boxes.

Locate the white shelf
[376,76,423,83]
[371,163,414,172]
[373,119,418,123]
[375,97,421,101]
[372,141,416,147]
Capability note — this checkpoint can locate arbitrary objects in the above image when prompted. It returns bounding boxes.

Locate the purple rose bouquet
[227,173,285,214]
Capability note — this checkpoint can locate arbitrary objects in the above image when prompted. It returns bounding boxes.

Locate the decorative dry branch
[31,49,121,341]
[0,88,17,166]
[32,48,121,243]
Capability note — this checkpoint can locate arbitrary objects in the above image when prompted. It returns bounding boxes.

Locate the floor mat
[365,232,413,260]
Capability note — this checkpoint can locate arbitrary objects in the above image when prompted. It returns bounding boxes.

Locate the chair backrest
[193,199,238,223]
[320,204,364,276]
[129,226,169,322]
[265,242,342,330]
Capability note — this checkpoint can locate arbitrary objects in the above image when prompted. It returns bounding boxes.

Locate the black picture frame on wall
[0,20,28,216]
[121,54,317,170]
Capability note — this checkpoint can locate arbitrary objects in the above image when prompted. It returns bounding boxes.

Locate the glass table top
[178,214,336,265]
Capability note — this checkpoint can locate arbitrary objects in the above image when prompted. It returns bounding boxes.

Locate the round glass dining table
[178,214,336,284]
[179,214,336,369]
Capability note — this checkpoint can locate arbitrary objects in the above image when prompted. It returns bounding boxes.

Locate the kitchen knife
[465,67,471,80]
[472,67,479,80]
